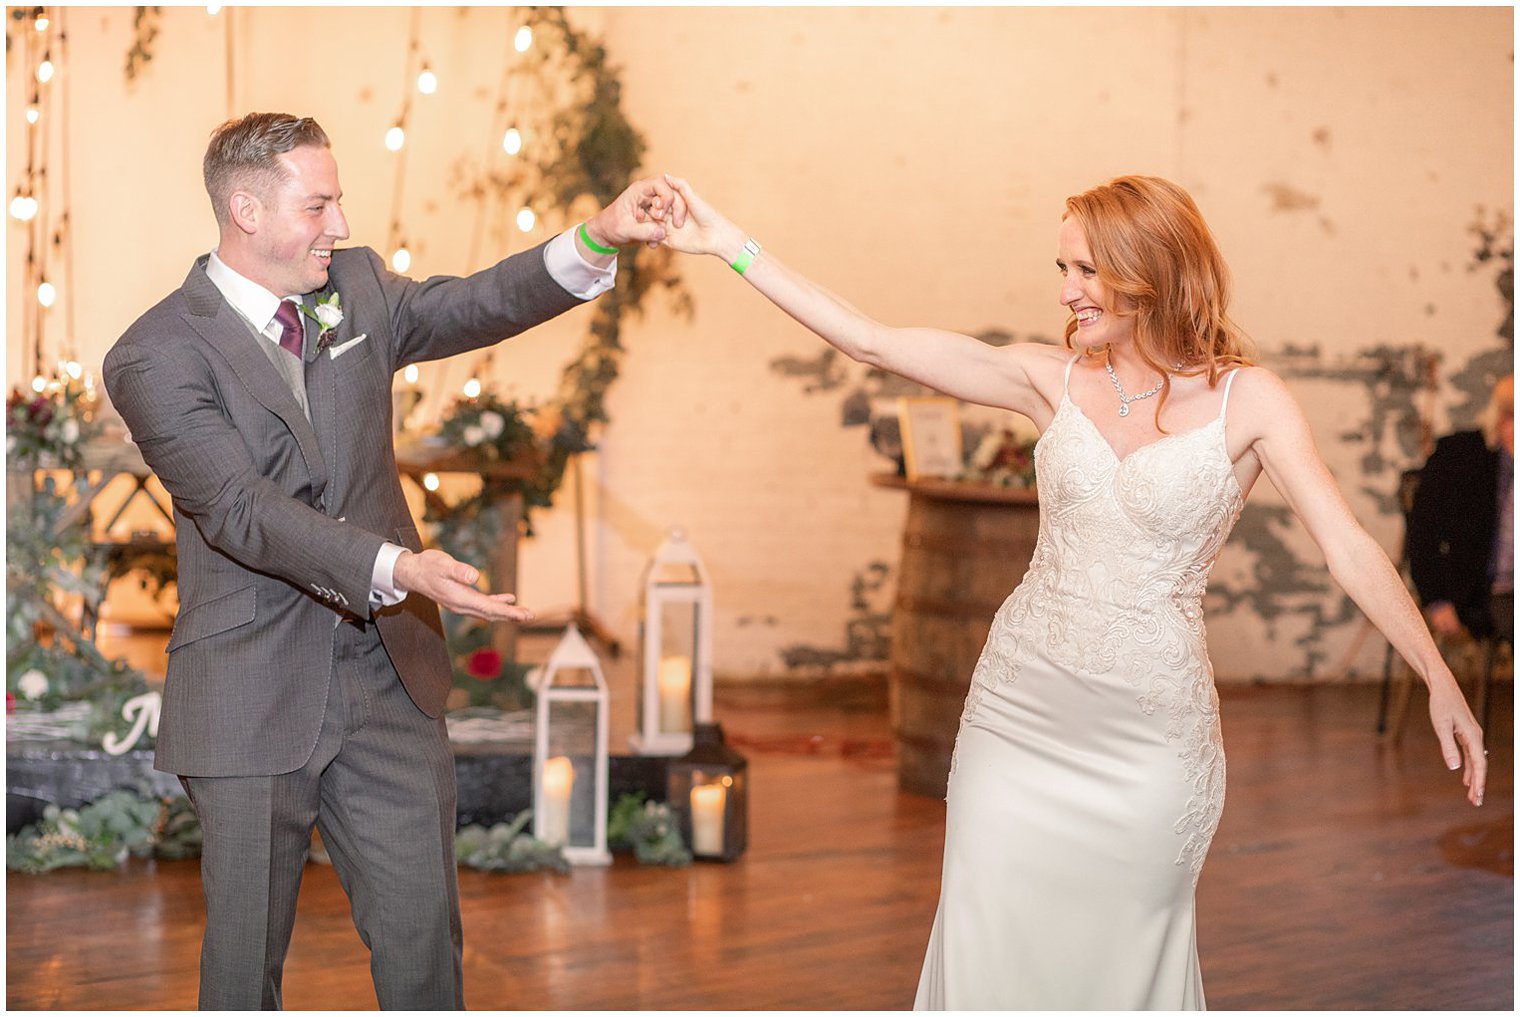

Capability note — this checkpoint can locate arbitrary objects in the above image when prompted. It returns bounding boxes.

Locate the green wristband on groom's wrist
[578,222,620,256]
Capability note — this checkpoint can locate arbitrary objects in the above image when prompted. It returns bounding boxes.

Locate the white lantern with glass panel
[532,624,612,865]
[631,527,713,756]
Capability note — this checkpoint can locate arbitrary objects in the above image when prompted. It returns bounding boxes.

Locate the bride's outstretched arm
[658,174,1060,418]
[1230,367,1486,805]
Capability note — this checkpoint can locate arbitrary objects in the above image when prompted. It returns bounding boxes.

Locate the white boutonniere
[300,291,344,351]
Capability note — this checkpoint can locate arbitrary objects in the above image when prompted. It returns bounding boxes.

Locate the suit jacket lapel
[181,260,331,500]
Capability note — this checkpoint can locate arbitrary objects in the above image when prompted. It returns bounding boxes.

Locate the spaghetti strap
[1062,353,1081,396]
[1218,369,1240,421]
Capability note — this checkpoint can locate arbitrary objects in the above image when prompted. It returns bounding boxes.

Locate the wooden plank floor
[6,682,1511,1010]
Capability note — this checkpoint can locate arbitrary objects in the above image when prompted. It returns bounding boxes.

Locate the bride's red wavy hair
[1062,175,1255,428]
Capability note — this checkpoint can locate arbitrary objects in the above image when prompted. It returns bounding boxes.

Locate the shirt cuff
[371,542,409,608]
[544,227,616,300]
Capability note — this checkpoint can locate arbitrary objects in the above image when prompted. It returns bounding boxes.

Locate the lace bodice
[958,356,1245,876]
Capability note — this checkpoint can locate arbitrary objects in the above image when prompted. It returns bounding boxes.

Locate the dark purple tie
[273,300,304,358]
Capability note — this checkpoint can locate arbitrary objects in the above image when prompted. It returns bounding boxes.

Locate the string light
[10,193,39,222]
[35,14,49,32]
[36,60,54,84]
[25,105,40,125]
[391,247,412,273]
[516,208,536,233]
[385,125,406,152]
[422,472,440,492]
[463,378,482,399]
[403,364,420,385]
[501,127,523,155]
[206,5,221,15]
[31,376,46,393]
[417,66,438,95]
[37,282,57,308]
[64,360,82,380]
[514,26,533,52]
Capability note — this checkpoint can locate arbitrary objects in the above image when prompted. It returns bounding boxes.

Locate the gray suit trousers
[182,618,463,1010]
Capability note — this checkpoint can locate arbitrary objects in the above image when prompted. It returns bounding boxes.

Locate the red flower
[5,692,14,714]
[465,647,504,680]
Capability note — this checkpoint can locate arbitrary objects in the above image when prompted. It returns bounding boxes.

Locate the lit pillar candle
[539,755,574,846]
[658,655,692,734]
[690,782,727,856]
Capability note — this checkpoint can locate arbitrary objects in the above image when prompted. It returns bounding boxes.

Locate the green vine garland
[9,789,689,874]
[442,7,691,525]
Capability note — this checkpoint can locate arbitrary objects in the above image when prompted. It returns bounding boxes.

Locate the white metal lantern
[631,527,714,756]
[532,624,612,865]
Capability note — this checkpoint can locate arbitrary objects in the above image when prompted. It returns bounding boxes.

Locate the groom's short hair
[203,113,331,227]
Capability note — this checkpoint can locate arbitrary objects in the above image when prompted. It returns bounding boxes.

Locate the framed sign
[898,397,963,480]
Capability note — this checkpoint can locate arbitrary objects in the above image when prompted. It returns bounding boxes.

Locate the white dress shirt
[204,228,615,608]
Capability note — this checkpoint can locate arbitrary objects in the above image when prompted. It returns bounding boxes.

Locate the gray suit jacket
[104,243,584,777]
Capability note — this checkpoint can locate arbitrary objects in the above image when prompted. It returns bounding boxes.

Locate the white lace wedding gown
[914,356,1244,1010]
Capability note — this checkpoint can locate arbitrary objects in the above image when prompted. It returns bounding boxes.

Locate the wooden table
[870,473,1041,797]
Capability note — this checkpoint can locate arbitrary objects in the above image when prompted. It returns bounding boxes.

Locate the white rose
[313,302,343,330]
[480,411,505,439]
[60,418,79,443]
[17,669,49,700]
[462,425,486,447]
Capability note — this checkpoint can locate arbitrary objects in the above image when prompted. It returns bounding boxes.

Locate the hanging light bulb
[417,66,438,95]
[36,60,54,84]
[403,364,420,385]
[514,26,533,52]
[385,125,406,152]
[35,14,49,32]
[37,281,57,308]
[422,472,440,492]
[206,5,221,15]
[10,193,39,222]
[516,207,536,233]
[501,127,523,155]
[31,375,47,393]
[63,360,83,380]
[463,378,482,399]
[25,105,40,125]
[391,246,412,273]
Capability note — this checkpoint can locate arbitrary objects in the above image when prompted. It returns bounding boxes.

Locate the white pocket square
[328,333,369,359]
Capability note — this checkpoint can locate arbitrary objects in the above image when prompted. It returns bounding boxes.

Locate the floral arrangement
[6,791,201,874]
[426,387,570,709]
[6,375,100,469]
[959,427,1039,489]
[7,378,155,742]
[608,792,692,866]
[436,389,539,471]
[446,629,537,712]
[455,810,570,874]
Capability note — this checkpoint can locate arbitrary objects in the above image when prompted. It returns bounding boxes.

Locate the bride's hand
[1427,677,1486,806]
[659,174,746,261]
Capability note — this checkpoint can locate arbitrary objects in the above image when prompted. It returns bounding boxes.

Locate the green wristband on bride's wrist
[578,222,620,256]
[730,238,762,275]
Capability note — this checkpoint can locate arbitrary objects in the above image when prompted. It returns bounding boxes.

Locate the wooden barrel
[871,474,1040,798]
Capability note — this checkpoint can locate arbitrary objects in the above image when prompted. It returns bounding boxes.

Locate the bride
[651,172,1486,1009]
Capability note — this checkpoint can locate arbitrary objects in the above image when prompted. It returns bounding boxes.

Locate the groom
[103,112,680,1009]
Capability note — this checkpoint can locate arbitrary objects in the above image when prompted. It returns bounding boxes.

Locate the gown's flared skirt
[913,638,1212,1010]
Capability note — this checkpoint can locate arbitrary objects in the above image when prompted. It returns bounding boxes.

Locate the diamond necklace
[1104,359,1165,418]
